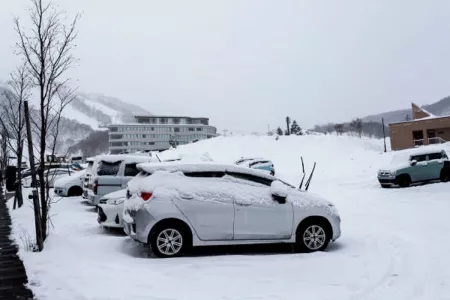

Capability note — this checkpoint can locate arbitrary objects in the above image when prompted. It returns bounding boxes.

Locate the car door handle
[236,202,251,207]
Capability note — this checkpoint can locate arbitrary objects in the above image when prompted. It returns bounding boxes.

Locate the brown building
[389,103,450,151]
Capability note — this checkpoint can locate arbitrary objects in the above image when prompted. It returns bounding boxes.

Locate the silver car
[123,162,341,258]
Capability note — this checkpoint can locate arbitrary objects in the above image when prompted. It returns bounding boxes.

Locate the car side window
[183,171,226,178]
[410,154,427,162]
[124,164,140,177]
[428,153,443,161]
[226,172,272,186]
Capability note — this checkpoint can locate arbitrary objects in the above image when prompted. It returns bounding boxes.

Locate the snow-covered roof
[136,162,276,180]
[97,154,154,164]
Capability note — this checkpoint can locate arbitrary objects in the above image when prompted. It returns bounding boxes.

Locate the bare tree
[14,0,80,240]
[0,65,31,208]
[0,128,9,183]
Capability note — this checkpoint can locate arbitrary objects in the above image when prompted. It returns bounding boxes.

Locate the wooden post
[382,118,387,153]
[23,101,43,252]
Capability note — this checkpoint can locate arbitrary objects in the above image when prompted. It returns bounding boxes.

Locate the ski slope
[8,134,450,300]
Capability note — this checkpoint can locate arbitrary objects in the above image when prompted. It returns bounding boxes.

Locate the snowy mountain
[363,95,450,124]
[0,83,150,154]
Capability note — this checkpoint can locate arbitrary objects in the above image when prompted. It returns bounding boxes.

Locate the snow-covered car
[235,157,275,176]
[97,189,127,228]
[377,147,450,188]
[53,170,86,197]
[82,157,98,200]
[123,162,341,258]
[86,155,155,206]
[22,168,74,188]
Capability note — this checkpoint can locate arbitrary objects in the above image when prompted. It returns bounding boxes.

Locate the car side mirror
[410,160,417,166]
[270,180,288,203]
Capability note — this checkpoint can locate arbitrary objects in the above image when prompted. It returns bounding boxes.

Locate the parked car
[22,168,74,188]
[97,189,127,228]
[235,157,275,176]
[86,155,155,206]
[54,170,86,197]
[377,147,450,188]
[123,162,341,258]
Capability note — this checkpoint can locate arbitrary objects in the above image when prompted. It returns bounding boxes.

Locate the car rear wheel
[380,184,390,188]
[440,170,450,182]
[151,227,186,258]
[295,222,330,253]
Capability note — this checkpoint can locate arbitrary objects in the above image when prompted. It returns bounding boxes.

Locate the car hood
[287,189,339,214]
[102,189,127,200]
[53,170,85,187]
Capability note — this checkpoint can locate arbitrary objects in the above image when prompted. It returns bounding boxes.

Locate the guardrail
[428,137,447,145]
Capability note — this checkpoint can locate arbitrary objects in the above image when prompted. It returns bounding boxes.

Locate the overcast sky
[2,0,450,132]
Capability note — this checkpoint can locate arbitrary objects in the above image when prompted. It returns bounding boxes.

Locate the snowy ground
[8,134,450,300]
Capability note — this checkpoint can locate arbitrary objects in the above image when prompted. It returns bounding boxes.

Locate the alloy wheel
[303,225,326,250]
[156,229,183,256]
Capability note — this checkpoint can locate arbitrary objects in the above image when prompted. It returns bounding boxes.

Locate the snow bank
[8,134,450,300]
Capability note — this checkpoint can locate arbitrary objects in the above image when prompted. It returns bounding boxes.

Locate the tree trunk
[15,143,24,208]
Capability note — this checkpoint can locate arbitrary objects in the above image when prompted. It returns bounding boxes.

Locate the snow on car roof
[97,154,154,164]
[396,145,446,157]
[137,162,276,179]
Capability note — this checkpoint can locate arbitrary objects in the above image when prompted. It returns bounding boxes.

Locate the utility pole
[382,117,387,153]
[24,101,43,251]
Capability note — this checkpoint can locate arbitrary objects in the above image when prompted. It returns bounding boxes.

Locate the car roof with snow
[393,145,447,160]
[136,162,276,180]
[97,154,154,164]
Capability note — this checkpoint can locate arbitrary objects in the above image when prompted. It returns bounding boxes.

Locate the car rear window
[97,161,121,176]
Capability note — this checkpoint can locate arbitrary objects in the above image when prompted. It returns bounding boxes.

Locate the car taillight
[140,192,153,201]
[93,179,98,194]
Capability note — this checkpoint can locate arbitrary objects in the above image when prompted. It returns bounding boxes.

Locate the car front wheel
[150,227,185,258]
[295,222,330,253]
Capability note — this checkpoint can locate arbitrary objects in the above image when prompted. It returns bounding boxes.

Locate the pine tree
[290,120,302,135]
[276,127,283,135]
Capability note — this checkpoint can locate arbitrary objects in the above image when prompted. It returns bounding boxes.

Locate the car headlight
[106,198,124,205]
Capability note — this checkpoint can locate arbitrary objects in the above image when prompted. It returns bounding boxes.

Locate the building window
[110,142,123,147]
[160,118,168,124]
[110,127,118,132]
[174,128,180,133]
[188,128,194,132]
[110,134,123,140]
[196,128,202,131]
[173,118,180,124]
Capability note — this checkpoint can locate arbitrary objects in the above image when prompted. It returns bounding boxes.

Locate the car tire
[270,171,275,176]
[295,220,330,253]
[381,184,390,188]
[150,225,187,258]
[396,174,411,188]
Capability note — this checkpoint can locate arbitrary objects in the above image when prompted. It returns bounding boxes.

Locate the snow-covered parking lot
[8,135,450,300]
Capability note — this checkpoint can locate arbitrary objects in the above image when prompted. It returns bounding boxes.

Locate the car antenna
[155,154,162,162]
[299,157,306,190]
[305,162,317,191]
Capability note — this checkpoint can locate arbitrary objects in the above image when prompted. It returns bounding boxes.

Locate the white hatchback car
[123,162,341,258]
[97,189,127,228]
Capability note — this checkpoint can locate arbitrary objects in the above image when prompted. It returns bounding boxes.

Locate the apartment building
[107,115,217,154]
